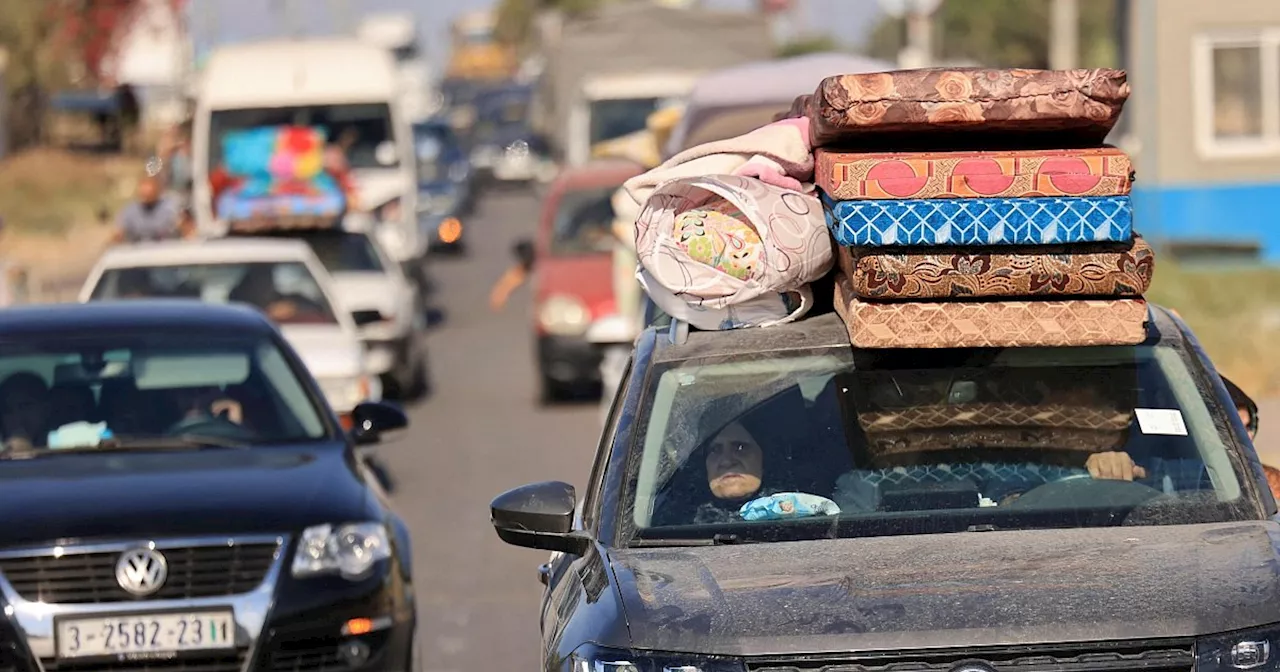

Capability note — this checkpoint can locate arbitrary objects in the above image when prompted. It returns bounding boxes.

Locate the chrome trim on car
[0,534,289,672]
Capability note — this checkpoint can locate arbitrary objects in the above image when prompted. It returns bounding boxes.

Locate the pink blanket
[618,117,815,225]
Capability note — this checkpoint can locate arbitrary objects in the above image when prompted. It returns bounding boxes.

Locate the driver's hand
[267,301,298,321]
[1086,451,1147,481]
[210,398,243,425]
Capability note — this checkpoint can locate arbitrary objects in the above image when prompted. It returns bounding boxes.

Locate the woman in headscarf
[690,418,785,524]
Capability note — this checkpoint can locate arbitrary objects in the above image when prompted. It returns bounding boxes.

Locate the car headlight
[570,646,744,672]
[1198,625,1280,672]
[321,375,372,411]
[538,294,591,336]
[291,523,391,580]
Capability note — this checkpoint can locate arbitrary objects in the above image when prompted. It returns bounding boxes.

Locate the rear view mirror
[490,481,589,554]
[1221,376,1259,440]
[351,310,384,327]
[350,401,408,446]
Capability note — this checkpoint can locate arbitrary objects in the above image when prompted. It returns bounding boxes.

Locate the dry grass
[0,149,139,281]
[1146,261,1280,400]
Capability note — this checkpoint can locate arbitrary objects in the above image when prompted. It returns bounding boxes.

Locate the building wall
[1128,0,1280,258]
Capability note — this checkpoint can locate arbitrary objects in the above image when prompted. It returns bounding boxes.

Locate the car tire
[539,374,567,405]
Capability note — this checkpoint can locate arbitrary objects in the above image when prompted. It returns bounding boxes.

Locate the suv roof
[646,305,1184,365]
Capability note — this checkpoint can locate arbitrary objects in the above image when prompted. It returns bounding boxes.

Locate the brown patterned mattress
[859,402,1133,433]
[836,236,1155,301]
[810,68,1130,148]
[863,426,1129,456]
[832,274,1149,348]
[815,147,1134,200]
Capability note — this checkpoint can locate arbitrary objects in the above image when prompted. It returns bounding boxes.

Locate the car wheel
[540,373,573,405]
[406,346,430,400]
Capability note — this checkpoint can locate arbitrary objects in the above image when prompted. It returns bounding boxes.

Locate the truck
[445,10,518,82]
[357,12,436,123]
[534,2,773,168]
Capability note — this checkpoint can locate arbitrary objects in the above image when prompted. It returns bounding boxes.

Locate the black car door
[539,358,632,646]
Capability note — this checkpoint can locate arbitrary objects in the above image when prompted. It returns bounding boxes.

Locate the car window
[0,331,328,454]
[296,232,385,274]
[91,262,340,325]
[550,187,617,255]
[584,359,632,533]
[626,343,1259,543]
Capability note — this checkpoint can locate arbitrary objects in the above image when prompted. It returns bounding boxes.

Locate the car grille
[0,543,279,604]
[39,650,247,672]
[746,639,1195,672]
[266,630,391,672]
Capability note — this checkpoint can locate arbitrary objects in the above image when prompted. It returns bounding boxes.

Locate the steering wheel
[1005,474,1165,510]
[166,415,257,442]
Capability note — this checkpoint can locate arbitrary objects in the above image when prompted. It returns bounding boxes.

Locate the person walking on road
[112,174,184,244]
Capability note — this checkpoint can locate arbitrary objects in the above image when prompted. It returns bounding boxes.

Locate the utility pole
[1049,0,1079,70]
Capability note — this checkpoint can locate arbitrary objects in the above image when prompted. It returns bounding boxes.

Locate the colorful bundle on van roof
[215,125,347,231]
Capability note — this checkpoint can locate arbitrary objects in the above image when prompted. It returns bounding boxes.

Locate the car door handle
[538,563,551,586]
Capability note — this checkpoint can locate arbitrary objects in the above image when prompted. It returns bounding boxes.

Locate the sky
[185,0,888,74]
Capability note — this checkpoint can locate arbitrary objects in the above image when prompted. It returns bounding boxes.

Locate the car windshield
[0,331,327,454]
[589,98,661,145]
[551,186,617,255]
[91,262,341,326]
[413,124,459,183]
[209,103,397,170]
[628,342,1259,544]
[294,232,385,274]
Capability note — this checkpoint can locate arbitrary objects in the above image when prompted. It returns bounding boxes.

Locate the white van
[191,39,424,266]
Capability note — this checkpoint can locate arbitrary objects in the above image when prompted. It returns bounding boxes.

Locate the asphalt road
[377,187,602,672]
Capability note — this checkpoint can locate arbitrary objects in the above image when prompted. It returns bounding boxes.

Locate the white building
[101,0,192,130]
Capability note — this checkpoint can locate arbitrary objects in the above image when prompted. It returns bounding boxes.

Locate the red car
[520,159,644,402]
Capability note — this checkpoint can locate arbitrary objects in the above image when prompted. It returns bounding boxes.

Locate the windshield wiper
[630,533,752,547]
[104,434,249,450]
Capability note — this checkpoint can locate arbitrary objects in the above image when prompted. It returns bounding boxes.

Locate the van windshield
[628,343,1261,544]
[209,104,397,170]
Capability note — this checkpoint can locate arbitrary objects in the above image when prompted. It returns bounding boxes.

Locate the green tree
[865,0,1119,69]
[776,34,841,58]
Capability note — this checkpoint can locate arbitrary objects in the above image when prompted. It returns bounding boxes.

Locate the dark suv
[491,306,1278,671]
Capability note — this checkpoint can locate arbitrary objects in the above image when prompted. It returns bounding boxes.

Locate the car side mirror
[490,481,589,555]
[351,310,384,327]
[350,401,408,446]
[513,238,535,271]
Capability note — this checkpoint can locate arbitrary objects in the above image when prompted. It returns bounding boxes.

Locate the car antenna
[667,317,688,345]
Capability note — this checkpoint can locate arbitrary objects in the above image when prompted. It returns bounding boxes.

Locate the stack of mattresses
[810,67,1152,348]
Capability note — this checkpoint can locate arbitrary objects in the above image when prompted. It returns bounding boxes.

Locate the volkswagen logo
[115,548,168,596]
[951,663,994,672]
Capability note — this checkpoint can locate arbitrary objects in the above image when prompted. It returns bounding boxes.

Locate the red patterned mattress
[815,147,1133,200]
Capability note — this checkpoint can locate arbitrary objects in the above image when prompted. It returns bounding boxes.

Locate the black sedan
[491,307,1280,670]
[0,300,417,672]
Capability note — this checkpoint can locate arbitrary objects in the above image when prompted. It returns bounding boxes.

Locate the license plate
[56,610,235,659]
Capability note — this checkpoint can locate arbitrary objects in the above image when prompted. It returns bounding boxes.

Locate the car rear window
[626,343,1260,543]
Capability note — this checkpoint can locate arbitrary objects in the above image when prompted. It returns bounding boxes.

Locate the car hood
[330,273,400,316]
[279,324,365,379]
[608,522,1280,656]
[0,445,370,547]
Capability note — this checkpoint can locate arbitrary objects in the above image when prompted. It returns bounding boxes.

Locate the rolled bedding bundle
[633,175,833,331]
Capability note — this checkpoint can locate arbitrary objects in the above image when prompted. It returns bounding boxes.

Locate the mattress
[824,194,1133,247]
[861,426,1129,457]
[858,402,1134,433]
[836,236,1154,300]
[832,274,1149,348]
[815,147,1134,200]
[810,67,1129,148]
